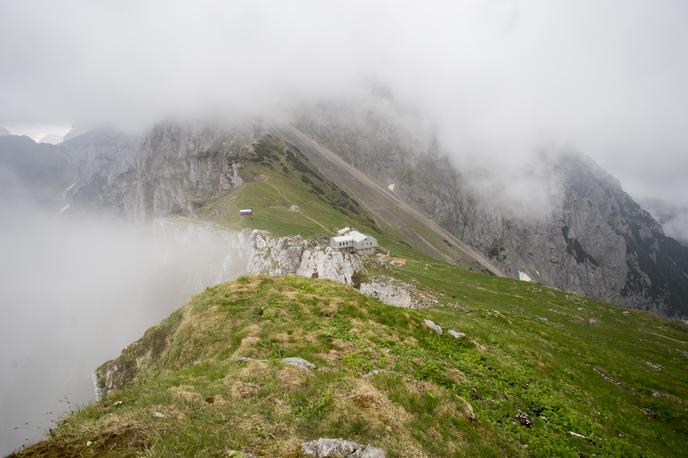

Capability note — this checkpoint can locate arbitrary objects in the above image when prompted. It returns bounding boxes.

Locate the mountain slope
[294,103,688,317]
[3,114,687,316]
[275,125,502,275]
[0,135,74,206]
[14,268,688,457]
[59,122,499,273]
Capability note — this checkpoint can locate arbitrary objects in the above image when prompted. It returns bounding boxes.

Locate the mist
[1,1,687,213]
[0,2,687,453]
[0,201,250,454]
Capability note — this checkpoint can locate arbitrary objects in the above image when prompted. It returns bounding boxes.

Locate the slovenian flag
[239,208,253,216]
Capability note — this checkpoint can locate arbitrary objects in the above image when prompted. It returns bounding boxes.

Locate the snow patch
[59,204,71,214]
[61,182,76,198]
[518,271,533,282]
[387,183,396,192]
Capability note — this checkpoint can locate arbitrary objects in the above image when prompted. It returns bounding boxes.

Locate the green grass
[14,136,688,457]
[196,136,450,265]
[18,274,688,457]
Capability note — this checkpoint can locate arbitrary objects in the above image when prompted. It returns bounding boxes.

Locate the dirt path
[264,176,333,235]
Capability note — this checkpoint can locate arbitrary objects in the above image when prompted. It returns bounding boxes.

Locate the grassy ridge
[17,273,688,457]
[197,136,454,264]
[13,136,688,456]
[384,260,688,456]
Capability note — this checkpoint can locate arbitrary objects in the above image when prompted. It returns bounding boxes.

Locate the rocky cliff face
[65,121,264,219]
[296,102,688,317]
[243,230,363,285]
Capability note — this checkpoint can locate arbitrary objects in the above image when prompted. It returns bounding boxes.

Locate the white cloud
[0,0,687,207]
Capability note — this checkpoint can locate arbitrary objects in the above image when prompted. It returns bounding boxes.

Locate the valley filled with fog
[0,206,250,453]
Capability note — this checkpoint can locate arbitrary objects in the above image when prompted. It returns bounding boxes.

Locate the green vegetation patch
[17,273,688,457]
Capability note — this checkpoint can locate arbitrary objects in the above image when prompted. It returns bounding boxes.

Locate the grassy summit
[13,135,688,457]
[17,272,688,457]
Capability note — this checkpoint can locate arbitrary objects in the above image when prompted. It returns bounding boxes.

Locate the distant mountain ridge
[295,102,688,317]
[1,111,687,317]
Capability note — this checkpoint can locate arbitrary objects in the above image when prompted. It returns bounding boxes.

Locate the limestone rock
[301,438,385,458]
[359,278,436,308]
[423,319,443,335]
[448,329,465,339]
[360,281,414,308]
[244,230,363,285]
[282,357,316,371]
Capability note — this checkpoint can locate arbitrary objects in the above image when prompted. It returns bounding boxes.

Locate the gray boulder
[447,329,465,339]
[423,319,443,335]
[282,357,316,371]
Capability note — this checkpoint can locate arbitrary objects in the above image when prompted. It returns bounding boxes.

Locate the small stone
[423,319,443,335]
[86,441,92,446]
[363,369,400,379]
[113,400,123,407]
[516,411,533,428]
[363,369,385,378]
[282,357,316,370]
[642,407,657,419]
[232,356,256,363]
[152,411,166,418]
[588,318,598,325]
[646,361,662,371]
[447,329,465,339]
[568,431,587,439]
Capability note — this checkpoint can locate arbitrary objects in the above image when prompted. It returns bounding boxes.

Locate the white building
[330,227,378,255]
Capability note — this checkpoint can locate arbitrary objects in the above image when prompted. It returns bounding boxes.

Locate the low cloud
[2,1,686,210]
[0,199,250,454]
[1,1,686,206]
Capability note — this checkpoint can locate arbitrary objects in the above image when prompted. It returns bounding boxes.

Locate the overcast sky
[1,0,687,209]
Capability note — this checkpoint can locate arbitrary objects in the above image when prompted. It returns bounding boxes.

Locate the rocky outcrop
[359,278,437,308]
[95,309,183,398]
[66,122,259,219]
[301,438,385,458]
[243,230,363,285]
[423,319,443,335]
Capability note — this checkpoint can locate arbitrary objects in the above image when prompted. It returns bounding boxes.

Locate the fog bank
[0,207,250,454]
